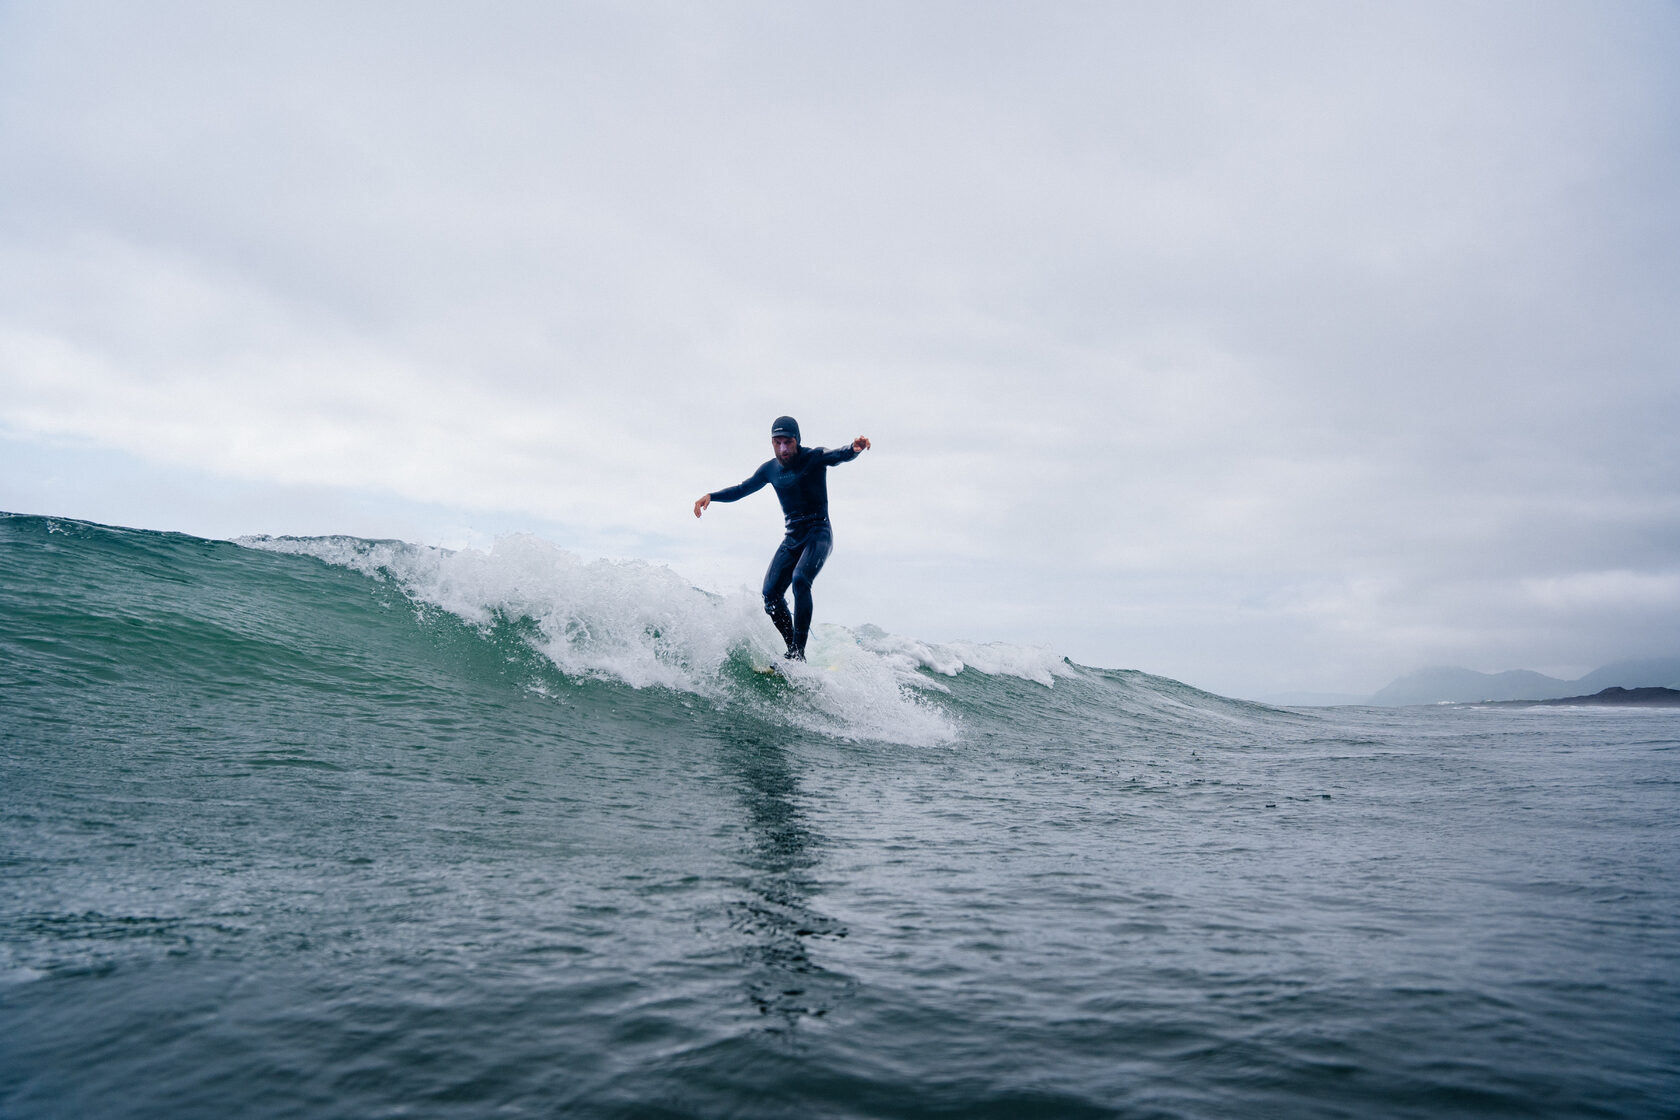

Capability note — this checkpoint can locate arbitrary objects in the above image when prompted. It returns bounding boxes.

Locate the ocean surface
[3,512,1677,1119]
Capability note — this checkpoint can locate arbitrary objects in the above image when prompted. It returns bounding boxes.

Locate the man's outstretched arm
[820,436,872,465]
[694,463,771,517]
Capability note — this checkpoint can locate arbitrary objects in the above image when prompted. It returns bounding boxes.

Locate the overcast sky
[3,1,1677,698]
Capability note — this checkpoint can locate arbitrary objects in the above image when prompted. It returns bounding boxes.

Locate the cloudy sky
[3,1,1677,698]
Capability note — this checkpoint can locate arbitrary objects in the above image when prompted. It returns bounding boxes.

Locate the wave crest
[238,533,1073,746]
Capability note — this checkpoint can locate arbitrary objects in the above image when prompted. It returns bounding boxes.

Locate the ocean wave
[238,533,1074,746]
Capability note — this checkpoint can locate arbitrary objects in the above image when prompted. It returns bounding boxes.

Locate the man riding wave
[694,416,872,661]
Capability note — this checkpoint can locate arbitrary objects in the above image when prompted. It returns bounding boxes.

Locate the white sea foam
[851,624,1075,687]
[240,533,1072,745]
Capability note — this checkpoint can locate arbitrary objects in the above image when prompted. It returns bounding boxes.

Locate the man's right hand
[693,494,711,518]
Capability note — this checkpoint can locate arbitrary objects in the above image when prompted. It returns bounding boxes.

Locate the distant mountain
[1372,667,1568,706]
[1570,657,1680,695]
[1370,657,1680,706]
[1524,687,1680,707]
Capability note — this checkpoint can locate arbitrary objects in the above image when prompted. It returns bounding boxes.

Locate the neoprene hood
[770,416,801,442]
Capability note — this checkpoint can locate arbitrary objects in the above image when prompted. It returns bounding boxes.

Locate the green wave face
[1,512,1294,758]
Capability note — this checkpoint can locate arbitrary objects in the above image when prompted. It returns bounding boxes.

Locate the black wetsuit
[708,444,861,657]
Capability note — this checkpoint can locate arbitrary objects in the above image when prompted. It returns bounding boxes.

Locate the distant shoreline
[1467,686,1680,708]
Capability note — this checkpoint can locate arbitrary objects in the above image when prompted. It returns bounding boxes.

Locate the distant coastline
[1469,686,1680,708]
[1257,656,1680,707]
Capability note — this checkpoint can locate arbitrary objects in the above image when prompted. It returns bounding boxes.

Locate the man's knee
[790,573,814,597]
[763,596,784,616]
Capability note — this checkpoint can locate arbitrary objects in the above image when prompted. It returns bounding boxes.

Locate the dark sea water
[3,512,1677,1118]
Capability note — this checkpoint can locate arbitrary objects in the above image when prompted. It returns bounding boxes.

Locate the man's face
[772,436,798,463]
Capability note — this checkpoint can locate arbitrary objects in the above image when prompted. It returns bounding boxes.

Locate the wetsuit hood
[770,415,800,443]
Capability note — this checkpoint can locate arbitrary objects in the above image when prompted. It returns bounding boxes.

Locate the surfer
[694,416,871,661]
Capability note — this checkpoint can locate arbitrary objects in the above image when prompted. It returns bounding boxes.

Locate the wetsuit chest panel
[767,451,831,528]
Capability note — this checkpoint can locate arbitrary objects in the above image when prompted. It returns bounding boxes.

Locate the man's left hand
[852,436,872,452]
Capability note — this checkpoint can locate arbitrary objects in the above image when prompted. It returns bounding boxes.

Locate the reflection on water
[717,733,850,1025]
